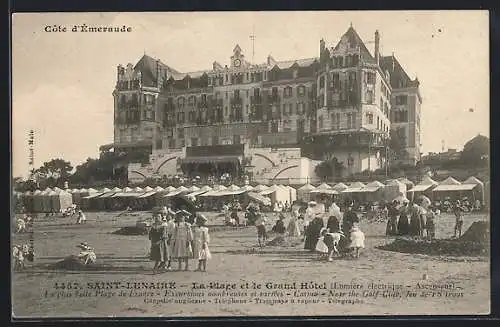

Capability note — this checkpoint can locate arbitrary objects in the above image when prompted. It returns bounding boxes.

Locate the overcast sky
[12,11,489,178]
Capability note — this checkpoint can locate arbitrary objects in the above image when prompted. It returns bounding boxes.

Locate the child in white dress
[349,224,365,258]
[193,214,211,272]
[315,228,330,260]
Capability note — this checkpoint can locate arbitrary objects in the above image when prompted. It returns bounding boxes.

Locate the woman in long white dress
[287,209,301,237]
[193,214,212,272]
[171,212,194,271]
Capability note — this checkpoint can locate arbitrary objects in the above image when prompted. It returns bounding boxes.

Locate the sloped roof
[367,180,385,187]
[332,182,349,191]
[349,181,366,188]
[439,177,461,185]
[380,55,419,88]
[463,176,484,185]
[298,183,316,190]
[171,70,210,80]
[317,183,332,190]
[418,176,438,186]
[333,26,375,64]
[134,54,180,87]
[274,57,318,69]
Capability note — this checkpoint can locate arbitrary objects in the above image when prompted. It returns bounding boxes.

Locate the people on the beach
[255,213,268,248]
[76,210,86,224]
[304,213,324,251]
[76,242,96,265]
[287,209,301,237]
[148,212,169,273]
[171,211,194,271]
[193,214,211,272]
[349,224,365,258]
[315,228,330,260]
[453,200,465,238]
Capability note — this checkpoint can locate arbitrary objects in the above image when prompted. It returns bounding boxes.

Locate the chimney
[320,38,325,54]
[374,30,380,65]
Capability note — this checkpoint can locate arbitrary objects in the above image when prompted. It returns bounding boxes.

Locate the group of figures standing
[148,207,211,273]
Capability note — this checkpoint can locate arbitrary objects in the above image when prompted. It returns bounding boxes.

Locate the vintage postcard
[11,11,490,318]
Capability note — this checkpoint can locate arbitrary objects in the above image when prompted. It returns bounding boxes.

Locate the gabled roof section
[333,26,375,64]
[380,55,419,89]
[134,54,180,86]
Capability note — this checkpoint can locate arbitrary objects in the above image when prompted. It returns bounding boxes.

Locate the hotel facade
[102,26,422,185]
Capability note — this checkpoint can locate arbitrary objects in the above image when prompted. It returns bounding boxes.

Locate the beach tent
[240,185,254,192]
[358,180,385,202]
[297,184,316,202]
[51,189,73,212]
[409,176,438,193]
[144,186,154,192]
[311,182,338,196]
[259,184,290,205]
[385,179,407,203]
[398,177,415,191]
[200,185,213,192]
[463,176,485,204]
[252,184,269,192]
[186,185,200,192]
[332,182,349,192]
[284,185,297,203]
[122,187,133,192]
[153,186,164,192]
[433,176,479,201]
[32,189,43,212]
[132,186,144,193]
[247,192,272,207]
[342,181,366,193]
[164,186,177,192]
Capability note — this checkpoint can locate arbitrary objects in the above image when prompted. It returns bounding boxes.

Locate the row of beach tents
[14,175,486,213]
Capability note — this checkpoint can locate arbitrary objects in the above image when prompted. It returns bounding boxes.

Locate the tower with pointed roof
[306,26,393,175]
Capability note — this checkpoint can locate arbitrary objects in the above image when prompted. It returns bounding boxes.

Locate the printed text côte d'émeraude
[44,24,132,33]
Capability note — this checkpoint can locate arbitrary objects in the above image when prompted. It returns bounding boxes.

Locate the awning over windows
[180,156,241,165]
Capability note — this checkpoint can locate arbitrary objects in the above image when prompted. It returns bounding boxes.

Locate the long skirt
[150,239,169,262]
[287,220,301,237]
[172,240,193,259]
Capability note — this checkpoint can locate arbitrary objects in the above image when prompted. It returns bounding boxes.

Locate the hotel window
[338,57,344,67]
[319,115,324,129]
[396,95,408,105]
[289,103,294,115]
[191,138,198,147]
[177,112,185,123]
[254,88,260,98]
[211,136,218,145]
[377,117,380,129]
[352,54,359,66]
[284,86,292,97]
[298,102,305,115]
[366,72,376,84]
[168,139,176,148]
[224,107,228,116]
[332,73,340,91]
[282,104,287,116]
[166,129,173,138]
[336,113,340,129]
[380,99,384,111]
[225,74,228,83]
[177,97,185,108]
[233,135,241,144]
[297,85,306,97]
[177,128,184,139]
[246,72,249,81]
[293,69,299,79]
[201,94,207,104]
[352,112,357,129]
[272,87,278,98]
[225,92,228,99]
[234,89,240,100]
[367,113,374,124]
[319,75,325,89]
[366,90,374,104]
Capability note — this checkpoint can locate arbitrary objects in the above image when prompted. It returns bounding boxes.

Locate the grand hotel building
[103,26,422,185]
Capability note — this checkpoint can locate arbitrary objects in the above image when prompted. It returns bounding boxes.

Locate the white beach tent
[164,186,177,192]
[284,185,297,203]
[252,184,269,192]
[342,181,366,194]
[40,188,54,213]
[463,176,485,203]
[297,183,316,202]
[186,185,200,192]
[51,189,73,212]
[409,176,438,193]
[385,179,407,202]
[311,182,338,196]
[240,185,254,192]
[332,182,349,192]
[32,189,43,212]
[153,186,165,192]
[143,186,154,192]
